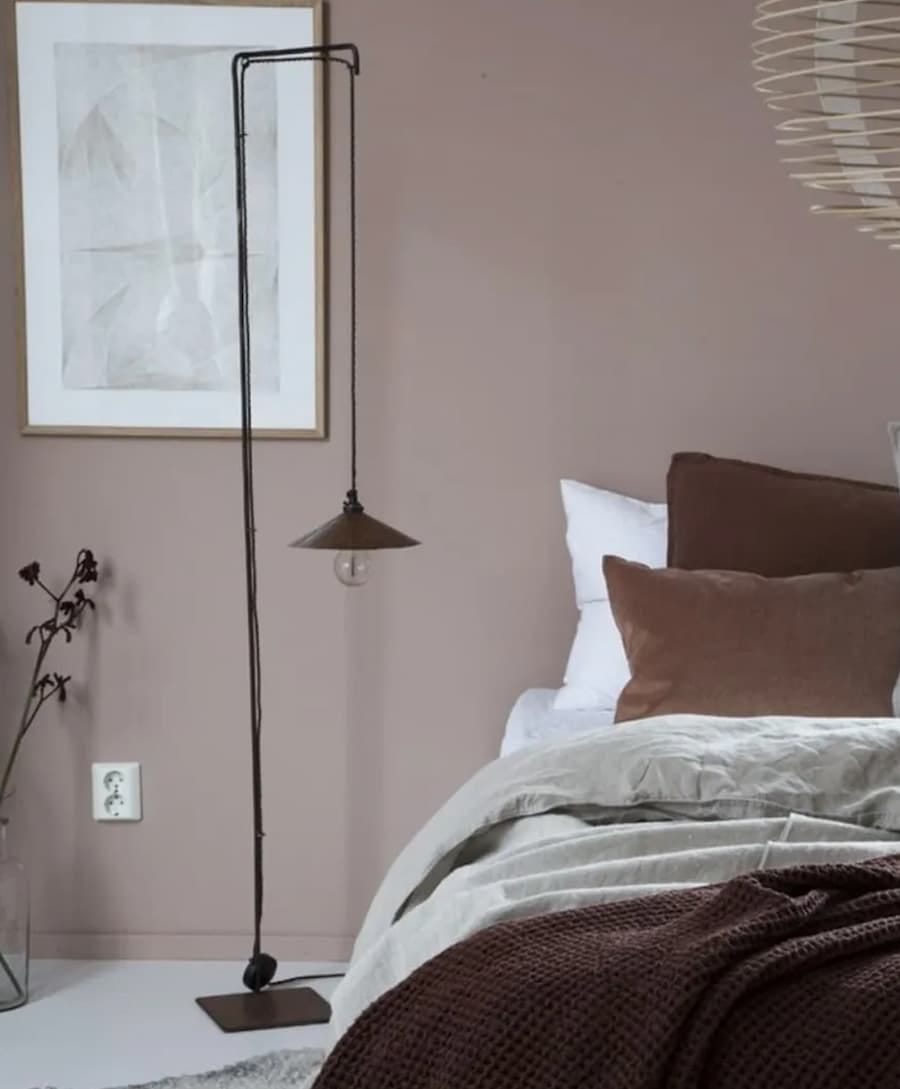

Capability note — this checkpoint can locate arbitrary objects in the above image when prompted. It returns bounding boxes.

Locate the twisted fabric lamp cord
[232,56,266,979]
[349,64,358,500]
[232,46,359,992]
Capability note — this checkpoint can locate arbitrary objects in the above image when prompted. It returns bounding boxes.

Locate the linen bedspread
[330,714,900,1039]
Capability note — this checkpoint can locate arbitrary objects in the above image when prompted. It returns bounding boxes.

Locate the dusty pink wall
[1,0,899,960]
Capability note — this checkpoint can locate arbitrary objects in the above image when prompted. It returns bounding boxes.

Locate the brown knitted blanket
[314,857,900,1089]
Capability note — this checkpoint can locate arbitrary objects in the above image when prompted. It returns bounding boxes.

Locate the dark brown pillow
[667,452,900,576]
[604,555,900,723]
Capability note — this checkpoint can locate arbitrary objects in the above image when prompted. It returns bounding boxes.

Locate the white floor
[0,960,345,1089]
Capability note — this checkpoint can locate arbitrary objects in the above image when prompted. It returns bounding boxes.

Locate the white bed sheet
[500,687,614,756]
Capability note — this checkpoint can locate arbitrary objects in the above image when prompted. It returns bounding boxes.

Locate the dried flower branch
[0,549,98,816]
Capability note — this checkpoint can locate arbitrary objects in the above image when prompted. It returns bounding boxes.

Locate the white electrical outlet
[92,763,142,822]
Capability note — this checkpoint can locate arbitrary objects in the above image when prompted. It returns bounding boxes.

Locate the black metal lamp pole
[196,42,417,1034]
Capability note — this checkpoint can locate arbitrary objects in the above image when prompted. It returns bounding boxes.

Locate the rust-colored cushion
[667,452,900,576]
[603,555,900,723]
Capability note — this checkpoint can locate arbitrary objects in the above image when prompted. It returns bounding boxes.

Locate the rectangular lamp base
[196,987,331,1033]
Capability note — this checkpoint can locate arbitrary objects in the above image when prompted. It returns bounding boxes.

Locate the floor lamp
[196,42,419,1034]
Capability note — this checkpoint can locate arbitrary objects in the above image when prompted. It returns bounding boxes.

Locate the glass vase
[0,818,28,1011]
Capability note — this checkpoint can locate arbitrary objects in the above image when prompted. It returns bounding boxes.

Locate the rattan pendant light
[753,1,900,248]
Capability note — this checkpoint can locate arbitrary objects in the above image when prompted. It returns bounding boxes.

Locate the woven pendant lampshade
[753,1,900,248]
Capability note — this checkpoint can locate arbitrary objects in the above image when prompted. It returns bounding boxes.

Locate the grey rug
[38,1049,325,1089]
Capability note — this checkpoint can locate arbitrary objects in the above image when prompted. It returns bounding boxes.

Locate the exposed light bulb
[334,550,371,587]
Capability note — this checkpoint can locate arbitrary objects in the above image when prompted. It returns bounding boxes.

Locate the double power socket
[91,763,142,822]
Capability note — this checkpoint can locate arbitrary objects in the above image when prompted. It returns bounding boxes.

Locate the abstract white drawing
[57,43,278,395]
[13,1,322,435]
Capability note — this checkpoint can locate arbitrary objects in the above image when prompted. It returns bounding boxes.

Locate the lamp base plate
[196,987,331,1033]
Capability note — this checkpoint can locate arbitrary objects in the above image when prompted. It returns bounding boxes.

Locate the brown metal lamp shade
[291,491,419,551]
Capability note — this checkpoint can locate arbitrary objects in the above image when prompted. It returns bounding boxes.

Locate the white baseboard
[32,929,354,961]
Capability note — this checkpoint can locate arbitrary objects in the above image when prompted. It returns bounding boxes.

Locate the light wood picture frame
[8,0,326,438]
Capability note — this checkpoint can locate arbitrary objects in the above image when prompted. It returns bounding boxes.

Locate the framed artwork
[9,0,325,437]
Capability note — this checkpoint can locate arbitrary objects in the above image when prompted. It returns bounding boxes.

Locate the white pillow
[554,601,631,711]
[561,480,667,607]
[501,688,615,756]
[555,480,667,712]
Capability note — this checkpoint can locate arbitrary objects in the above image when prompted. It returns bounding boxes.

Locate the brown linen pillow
[667,451,900,576]
[603,554,900,723]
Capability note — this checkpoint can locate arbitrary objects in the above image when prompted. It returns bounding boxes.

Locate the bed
[499,686,613,755]
[310,449,900,1089]
[313,713,900,1088]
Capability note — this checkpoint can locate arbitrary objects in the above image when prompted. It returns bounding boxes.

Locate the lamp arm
[232,42,359,74]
